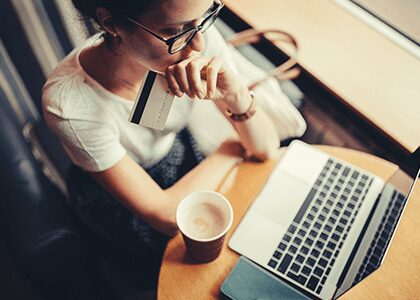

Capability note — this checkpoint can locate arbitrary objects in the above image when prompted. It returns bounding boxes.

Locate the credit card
[128,71,176,130]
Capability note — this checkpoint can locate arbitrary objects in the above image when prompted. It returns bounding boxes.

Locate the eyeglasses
[126,0,224,54]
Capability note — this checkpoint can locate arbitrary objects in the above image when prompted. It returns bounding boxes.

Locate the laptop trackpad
[253,170,310,229]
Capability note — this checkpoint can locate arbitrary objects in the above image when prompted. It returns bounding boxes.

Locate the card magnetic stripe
[129,71,157,124]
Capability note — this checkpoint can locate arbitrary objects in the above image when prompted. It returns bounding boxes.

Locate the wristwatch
[225,90,256,122]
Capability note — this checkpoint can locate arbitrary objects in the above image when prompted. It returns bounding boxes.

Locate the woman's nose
[188,31,205,52]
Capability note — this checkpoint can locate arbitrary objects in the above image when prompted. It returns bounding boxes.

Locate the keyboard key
[336,226,344,233]
[325,225,333,232]
[290,246,298,254]
[310,230,317,237]
[311,249,320,258]
[298,275,308,285]
[296,254,305,263]
[352,171,360,179]
[377,239,386,249]
[307,214,315,221]
[323,250,332,258]
[318,214,326,222]
[288,224,297,234]
[329,217,337,224]
[321,276,327,285]
[307,276,320,291]
[284,235,292,242]
[327,241,336,250]
[302,266,311,276]
[305,238,314,246]
[273,251,282,259]
[316,241,325,249]
[301,246,309,255]
[298,229,306,237]
[316,285,323,294]
[319,258,328,268]
[291,263,301,273]
[326,267,331,275]
[293,237,302,245]
[370,255,379,266]
[342,167,350,176]
[268,259,278,268]
[294,188,317,223]
[320,233,328,241]
[339,218,348,225]
[314,222,322,229]
[278,254,293,273]
[344,210,352,217]
[314,267,323,276]
[287,271,300,282]
[289,272,307,287]
[278,243,287,250]
[307,257,316,267]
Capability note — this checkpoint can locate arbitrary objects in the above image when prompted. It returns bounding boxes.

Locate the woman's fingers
[165,56,224,100]
[165,67,183,97]
[205,57,223,99]
[173,56,195,98]
[185,57,209,99]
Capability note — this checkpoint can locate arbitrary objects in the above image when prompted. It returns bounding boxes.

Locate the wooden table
[158,146,420,299]
[224,0,420,154]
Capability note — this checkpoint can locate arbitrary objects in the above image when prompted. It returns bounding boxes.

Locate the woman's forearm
[218,87,279,160]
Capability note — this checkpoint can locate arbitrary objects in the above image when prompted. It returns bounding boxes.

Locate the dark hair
[71,0,161,29]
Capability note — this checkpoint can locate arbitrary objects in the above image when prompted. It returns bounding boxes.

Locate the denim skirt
[66,127,205,290]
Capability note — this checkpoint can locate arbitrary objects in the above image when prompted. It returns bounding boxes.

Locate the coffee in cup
[176,191,233,263]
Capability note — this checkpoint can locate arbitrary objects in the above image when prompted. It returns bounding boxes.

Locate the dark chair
[0,102,110,299]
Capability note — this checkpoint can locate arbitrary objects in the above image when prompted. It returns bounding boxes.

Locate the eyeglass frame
[125,0,224,54]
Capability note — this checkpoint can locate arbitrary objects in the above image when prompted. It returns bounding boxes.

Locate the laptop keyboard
[353,189,406,284]
[267,159,374,295]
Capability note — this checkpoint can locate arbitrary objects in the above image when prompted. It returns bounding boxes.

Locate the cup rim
[176,190,234,242]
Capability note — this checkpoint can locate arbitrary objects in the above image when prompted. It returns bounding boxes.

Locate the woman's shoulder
[42,35,104,119]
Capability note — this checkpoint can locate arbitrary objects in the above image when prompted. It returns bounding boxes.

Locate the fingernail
[175,90,183,97]
[208,90,214,98]
[198,91,205,99]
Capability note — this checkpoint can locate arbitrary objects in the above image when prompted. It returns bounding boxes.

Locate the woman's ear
[96,7,118,37]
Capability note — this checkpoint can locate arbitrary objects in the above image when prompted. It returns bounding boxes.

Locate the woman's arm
[89,139,244,237]
[165,56,279,161]
[214,87,279,161]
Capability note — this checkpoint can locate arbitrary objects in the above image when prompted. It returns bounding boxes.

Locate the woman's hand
[165,55,246,106]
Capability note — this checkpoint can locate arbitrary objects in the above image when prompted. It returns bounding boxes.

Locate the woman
[42,0,305,295]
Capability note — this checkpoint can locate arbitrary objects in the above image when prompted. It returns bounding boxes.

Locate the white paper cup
[176,191,234,263]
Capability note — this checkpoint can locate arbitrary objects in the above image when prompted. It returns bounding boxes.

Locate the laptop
[229,140,419,299]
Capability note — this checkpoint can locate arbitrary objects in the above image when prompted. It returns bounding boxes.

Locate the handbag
[225,28,301,90]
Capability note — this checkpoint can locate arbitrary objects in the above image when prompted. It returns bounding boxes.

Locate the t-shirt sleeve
[44,111,126,172]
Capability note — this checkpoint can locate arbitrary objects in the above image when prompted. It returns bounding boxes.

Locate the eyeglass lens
[169,7,220,53]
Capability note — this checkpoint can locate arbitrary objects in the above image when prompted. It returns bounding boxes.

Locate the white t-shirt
[42,27,306,173]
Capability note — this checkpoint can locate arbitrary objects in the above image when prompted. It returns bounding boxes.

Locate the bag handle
[225,28,300,90]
